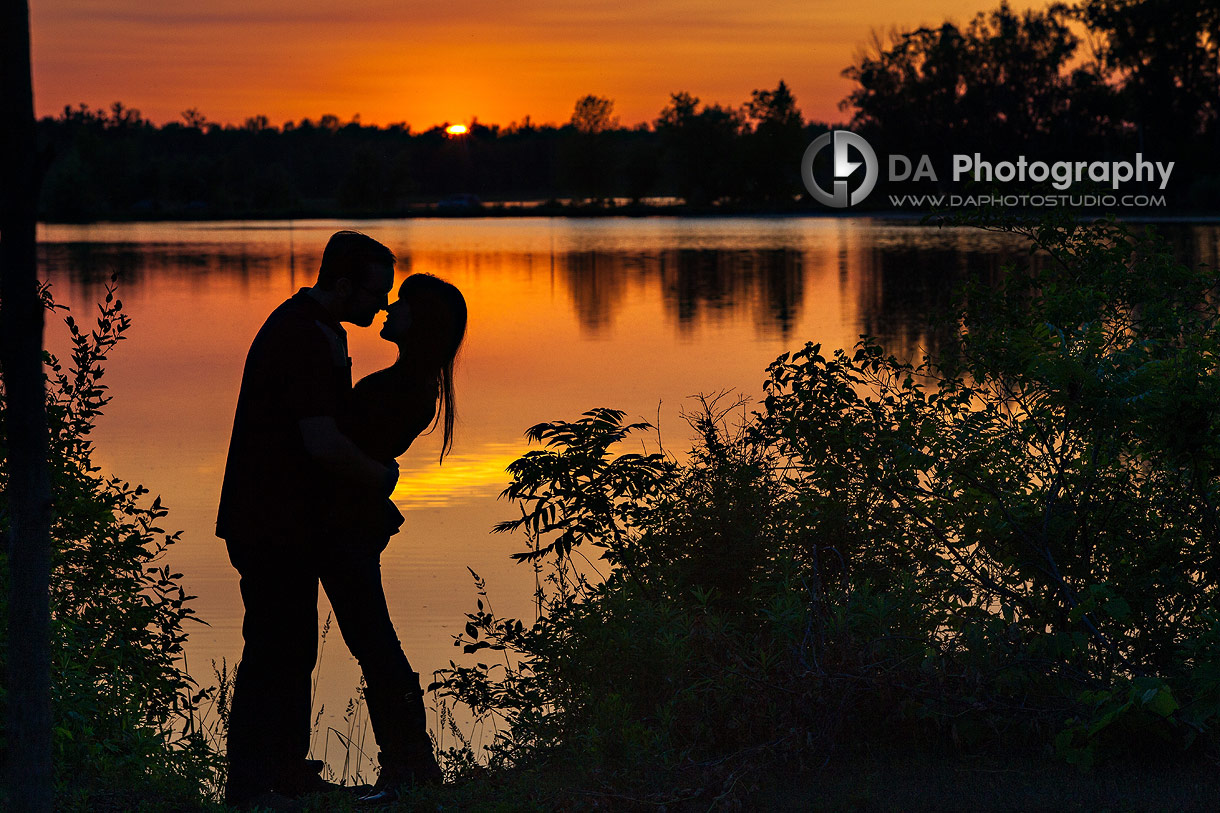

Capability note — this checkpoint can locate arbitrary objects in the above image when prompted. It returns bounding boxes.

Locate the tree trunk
[1,0,53,809]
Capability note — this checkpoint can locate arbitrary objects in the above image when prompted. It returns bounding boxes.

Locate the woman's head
[382,273,467,460]
[382,275,466,352]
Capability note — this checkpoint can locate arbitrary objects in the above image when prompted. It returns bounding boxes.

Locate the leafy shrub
[754,213,1220,760]
[0,285,223,808]
[431,213,1220,798]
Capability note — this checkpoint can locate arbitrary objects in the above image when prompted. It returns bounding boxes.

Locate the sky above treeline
[32,0,1053,129]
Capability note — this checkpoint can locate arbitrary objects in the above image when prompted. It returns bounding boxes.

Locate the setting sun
[445,124,468,135]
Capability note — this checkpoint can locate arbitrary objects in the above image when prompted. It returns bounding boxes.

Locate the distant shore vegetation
[35,1,1220,223]
[37,82,820,223]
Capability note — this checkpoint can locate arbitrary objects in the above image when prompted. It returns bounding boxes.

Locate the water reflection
[858,244,1004,359]
[1156,223,1220,271]
[39,242,287,287]
[34,216,1219,778]
[553,246,808,339]
[393,443,526,509]
[657,247,805,338]
[37,218,1072,357]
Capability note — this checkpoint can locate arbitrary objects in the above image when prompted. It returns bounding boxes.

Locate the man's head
[315,231,395,326]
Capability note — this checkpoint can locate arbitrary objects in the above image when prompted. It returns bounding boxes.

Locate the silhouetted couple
[216,231,467,808]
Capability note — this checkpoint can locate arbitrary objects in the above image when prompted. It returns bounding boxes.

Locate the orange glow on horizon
[31,1,1057,129]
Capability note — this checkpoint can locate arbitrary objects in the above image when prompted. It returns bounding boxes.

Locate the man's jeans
[224,539,416,797]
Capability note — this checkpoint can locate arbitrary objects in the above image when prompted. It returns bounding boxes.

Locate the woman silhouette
[330,273,467,803]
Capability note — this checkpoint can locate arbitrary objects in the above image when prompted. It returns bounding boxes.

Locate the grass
[257,747,1220,812]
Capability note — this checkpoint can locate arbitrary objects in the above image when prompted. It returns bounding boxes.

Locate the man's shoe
[273,769,346,799]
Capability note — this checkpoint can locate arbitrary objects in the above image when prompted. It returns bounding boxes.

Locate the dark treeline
[37,84,821,221]
[34,0,1220,221]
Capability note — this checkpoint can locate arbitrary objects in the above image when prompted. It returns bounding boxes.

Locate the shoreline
[36,203,1220,227]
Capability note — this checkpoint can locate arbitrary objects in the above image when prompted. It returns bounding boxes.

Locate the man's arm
[299,416,398,496]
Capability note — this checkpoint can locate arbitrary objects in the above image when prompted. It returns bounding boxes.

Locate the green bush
[431,214,1220,798]
[755,212,1220,760]
[0,285,223,809]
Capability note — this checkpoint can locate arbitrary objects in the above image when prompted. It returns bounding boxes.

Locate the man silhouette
[216,231,397,806]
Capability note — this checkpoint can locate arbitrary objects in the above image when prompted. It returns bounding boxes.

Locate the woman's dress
[335,366,437,549]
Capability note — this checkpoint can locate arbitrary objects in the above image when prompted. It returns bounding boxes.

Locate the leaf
[1141,687,1178,718]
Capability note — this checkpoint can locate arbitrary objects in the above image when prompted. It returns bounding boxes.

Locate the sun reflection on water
[392,442,528,508]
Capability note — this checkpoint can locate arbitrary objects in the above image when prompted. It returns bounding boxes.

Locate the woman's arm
[346,368,438,463]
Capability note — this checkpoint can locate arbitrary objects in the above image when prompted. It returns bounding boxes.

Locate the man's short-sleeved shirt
[216,289,352,543]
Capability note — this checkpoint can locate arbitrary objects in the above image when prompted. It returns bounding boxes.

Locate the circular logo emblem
[800,130,879,208]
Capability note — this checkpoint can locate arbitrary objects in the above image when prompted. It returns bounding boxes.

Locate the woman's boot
[358,672,442,805]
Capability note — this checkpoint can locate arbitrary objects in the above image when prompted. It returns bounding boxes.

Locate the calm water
[37,216,1220,772]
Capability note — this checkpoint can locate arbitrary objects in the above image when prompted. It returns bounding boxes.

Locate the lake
[36,215,1220,776]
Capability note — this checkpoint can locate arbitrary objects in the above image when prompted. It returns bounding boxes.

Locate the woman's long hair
[396,274,467,462]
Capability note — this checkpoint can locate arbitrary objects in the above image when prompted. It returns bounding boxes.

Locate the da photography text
[801,130,1175,209]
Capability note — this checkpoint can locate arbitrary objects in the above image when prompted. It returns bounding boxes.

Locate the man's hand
[299,415,392,494]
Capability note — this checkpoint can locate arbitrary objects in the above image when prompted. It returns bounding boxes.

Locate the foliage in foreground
[430,214,1220,805]
[0,286,223,809]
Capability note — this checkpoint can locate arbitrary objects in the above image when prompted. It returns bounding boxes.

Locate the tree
[743,80,806,201]
[562,95,621,202]
[655,90,699,130]
[1,0,52,809]
[745,80,802,131]
[107,101,144,129]
[569,94,619,135]
[243,114,271,132]
[1078,0,1220,149]
[654,92,745,205]
[180,107,208,130]
[842,3,1092,158]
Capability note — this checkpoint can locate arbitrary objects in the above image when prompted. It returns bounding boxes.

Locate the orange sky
[32,0,1053,129]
